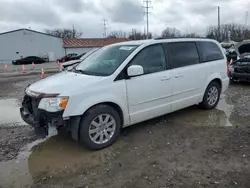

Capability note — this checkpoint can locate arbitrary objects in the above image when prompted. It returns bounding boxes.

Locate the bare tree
[206,23,250,42]
[45,28,82,39]
[128,28,152,40]
[182,33,201,38]
[161,27,182,38]
[107,30,127,38]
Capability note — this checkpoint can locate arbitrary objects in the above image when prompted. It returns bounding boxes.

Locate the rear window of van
[197,41,224,62]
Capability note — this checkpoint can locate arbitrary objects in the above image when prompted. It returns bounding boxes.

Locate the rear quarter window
[166,42,200,69]
[197,41,224,62]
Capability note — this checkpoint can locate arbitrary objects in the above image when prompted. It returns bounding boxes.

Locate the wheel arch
[70,101,125,141]
[203,77,222,97]
[210,78,222,89]
[86,102,124,127]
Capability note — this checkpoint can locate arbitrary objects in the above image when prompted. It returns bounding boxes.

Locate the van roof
[113,38,218,46]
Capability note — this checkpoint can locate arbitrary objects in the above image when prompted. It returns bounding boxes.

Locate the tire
[79,105,121,150]
[200,81,221,110]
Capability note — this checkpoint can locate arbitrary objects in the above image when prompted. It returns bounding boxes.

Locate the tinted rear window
[198,41,224,62]
[167,42,199,69]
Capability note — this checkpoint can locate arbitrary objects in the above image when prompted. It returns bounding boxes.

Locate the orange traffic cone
[41,68,46,79]
[4,64,8,71]
[22,64,27,73]
[32,62,35,69]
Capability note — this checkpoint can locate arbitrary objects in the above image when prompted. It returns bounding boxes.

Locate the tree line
[45,23,250,42]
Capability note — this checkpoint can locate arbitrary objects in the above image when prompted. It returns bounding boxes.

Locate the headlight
[38,97,69,112]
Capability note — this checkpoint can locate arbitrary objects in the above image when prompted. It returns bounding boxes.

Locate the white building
[63,38,130,55]
[0,28,64,64]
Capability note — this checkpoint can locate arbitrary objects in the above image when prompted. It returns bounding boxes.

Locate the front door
[126,44,173,125]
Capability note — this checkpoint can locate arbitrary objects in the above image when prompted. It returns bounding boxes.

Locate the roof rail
[154,37,208,40]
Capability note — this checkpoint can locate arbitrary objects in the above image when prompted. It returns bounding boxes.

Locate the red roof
[63,38,131,48]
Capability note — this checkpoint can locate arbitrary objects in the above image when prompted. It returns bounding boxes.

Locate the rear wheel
[79,105,121,150]
[200,81,221,110]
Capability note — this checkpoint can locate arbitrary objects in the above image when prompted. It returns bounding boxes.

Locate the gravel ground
[0,70,250,188]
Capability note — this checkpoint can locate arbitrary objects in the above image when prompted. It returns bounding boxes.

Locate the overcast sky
[0,0,249,37]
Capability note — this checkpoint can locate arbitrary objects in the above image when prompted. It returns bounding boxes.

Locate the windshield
[75,45,138,76]
[80,48,99,60]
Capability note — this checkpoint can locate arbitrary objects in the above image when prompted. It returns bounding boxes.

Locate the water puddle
[167,95,235,127]
[0,134,125,188]
[0,98,26,126]
[0,139,45,188]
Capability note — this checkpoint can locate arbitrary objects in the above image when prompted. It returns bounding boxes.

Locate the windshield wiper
[63,61,81,69]
[73,69,96,75]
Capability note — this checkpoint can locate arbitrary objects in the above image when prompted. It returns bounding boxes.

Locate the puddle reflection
[164,96,235,127]
[0,98,26,126]
[28,136,122,179]
[0,135,125,188]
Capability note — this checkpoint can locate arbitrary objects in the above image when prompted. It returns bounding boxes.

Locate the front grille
[235,66,250,73]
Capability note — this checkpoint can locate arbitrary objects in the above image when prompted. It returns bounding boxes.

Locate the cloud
[0,0,248,37]
[0,1,61,26]
[51,0,95,13]
[105,0,144,24]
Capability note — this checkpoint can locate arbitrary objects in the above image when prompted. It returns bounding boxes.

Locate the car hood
[28,71,103,95]
[235,40,250,57]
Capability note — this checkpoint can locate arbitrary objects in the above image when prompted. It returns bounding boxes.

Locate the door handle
[174,73,183,78]
[161,76,171,81]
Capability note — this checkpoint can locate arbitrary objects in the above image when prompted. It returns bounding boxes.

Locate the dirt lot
[0,68,250,188]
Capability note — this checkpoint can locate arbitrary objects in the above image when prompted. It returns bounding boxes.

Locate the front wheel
[79,105,121,150]
[200,81,221,110]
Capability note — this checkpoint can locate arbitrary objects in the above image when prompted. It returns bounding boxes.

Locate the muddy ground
[0,70,250,188]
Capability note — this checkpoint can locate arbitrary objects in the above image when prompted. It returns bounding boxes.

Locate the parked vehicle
[20,39,229,150]
[12,56,46,65]
[62,48,100,70]
[228,40,250,82]
[70,53,86,61]
[57,53,78,63]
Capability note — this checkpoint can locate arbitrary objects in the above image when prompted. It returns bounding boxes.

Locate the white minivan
[20,38,229,150]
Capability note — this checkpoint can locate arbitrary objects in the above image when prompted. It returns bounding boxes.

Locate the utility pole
[72,25,75,38]
[244,11,249,40]
[218,6,220,42]
[245,11,249,28]
[142,0,152,39]
[103,18,107,38]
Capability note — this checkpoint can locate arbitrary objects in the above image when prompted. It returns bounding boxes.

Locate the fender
[63,93,130,126]
[203,72,222,93]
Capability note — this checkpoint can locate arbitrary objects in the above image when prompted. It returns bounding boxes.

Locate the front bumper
[20,95,65,129]
[230,72,250,81]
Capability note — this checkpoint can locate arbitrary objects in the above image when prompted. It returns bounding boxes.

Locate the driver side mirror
[127,65,144,77]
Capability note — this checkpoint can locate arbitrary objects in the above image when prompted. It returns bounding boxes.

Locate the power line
[142,0,152,39]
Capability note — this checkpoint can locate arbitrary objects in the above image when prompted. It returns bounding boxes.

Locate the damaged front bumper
[20,94,81,140]
[20,95,65,134]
